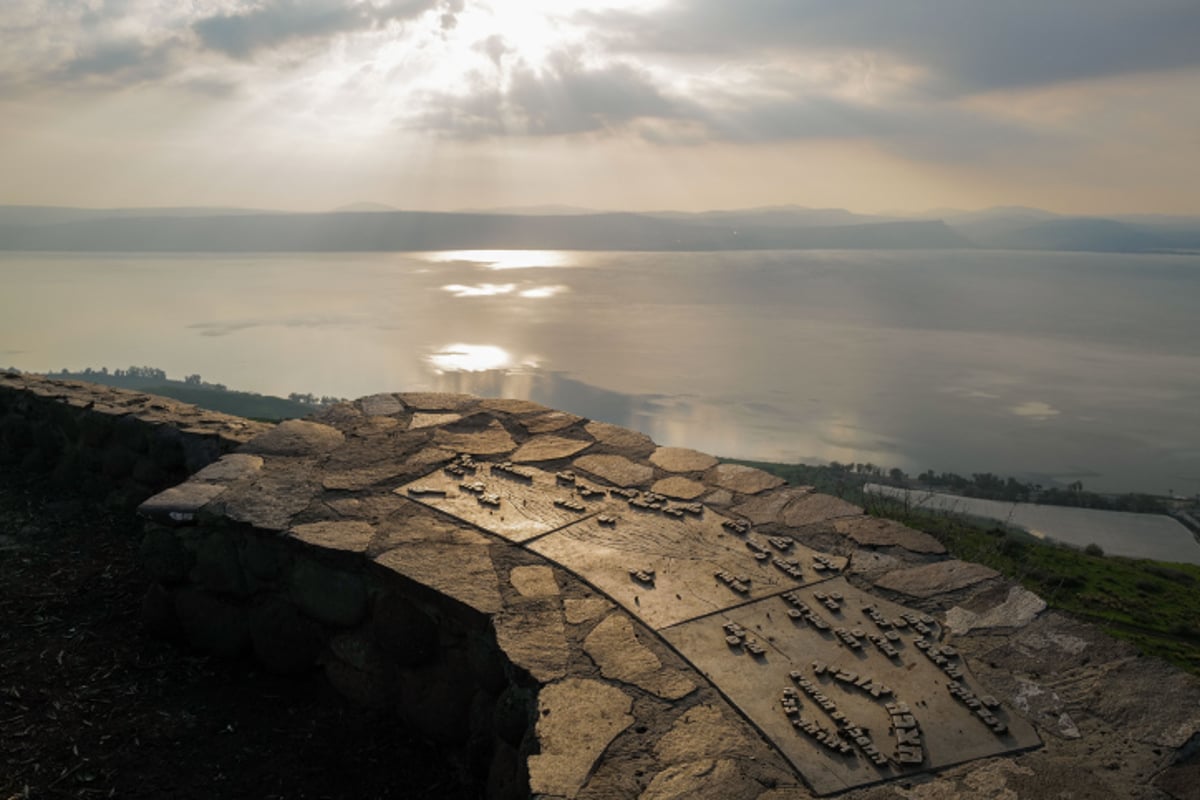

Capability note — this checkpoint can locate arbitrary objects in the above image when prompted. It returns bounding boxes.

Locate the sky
[1,0,1198,214]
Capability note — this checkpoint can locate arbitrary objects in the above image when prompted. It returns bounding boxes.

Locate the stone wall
[0,371,268,506]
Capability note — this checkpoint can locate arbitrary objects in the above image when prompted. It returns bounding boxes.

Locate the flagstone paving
[137,392,1058,797]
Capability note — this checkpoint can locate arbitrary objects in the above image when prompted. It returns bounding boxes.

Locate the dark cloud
[193,0,441,60]
[413,54,682,137]
[58,37,181,85]
[589,0,1200,94]
[410,48,1047,164]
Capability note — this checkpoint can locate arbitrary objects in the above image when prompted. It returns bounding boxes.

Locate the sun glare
[427,343,513,372]
[426,250,569,270]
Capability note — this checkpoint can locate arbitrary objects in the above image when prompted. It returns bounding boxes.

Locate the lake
[2,248,1199,496]
[865,484,1200,565]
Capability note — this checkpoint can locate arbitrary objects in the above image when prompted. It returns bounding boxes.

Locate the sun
[414,0,667,91]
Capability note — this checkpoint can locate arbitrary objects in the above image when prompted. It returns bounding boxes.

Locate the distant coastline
[2,204,1198,254]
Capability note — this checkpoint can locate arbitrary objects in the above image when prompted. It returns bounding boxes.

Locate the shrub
[1084,543,1104,557]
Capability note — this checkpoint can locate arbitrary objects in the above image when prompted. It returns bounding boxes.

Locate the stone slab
[874,560,1000,599]
[583,613,696,700]
[781,494,864,527]
[511,435,592,463]
[494,603,569,682]
[240,419,345,457]
[397,392,478,411]
[530,504,847,630]
[661,578,1041,795]
[650,447,718,473]
[359,393,403,416]
[709,463,786,495]
[396,462,607,543]
[652,476,707,500]
[374,541,502,615]
[190,453,264,483]
[522,411,584,434]
[945,585,1046,635]
[564,597,613,625]
[583,420,655,456]
[731,487,813,526]
[510,565,560,598]
[573,454,655,488]
[527,678,633,798]
[288,520,375,554]
[139,482,228,524]
[834,517,946,554]
[432,419,517,455]
[410,412,462,429]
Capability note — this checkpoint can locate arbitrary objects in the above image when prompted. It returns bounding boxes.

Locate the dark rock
[139,527,194,583]
[140,582,176,638]
[372,592,439,667]
[289,557,368,627]
[174,587,249,657]
[248,597,325,675]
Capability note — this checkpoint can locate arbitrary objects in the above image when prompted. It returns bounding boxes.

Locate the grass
[738,458,1200,675]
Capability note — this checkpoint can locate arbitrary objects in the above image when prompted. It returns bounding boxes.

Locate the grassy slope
[735,458,1200,675]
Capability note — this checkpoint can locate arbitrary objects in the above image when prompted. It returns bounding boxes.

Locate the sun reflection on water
[427,343,517,373]
[425,250,570,270]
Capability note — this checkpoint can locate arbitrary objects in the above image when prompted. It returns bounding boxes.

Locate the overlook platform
[5,372,1197,800]
[140,393,1045,797]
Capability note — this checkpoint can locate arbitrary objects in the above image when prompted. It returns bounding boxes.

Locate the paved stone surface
[564,597,612,624]
[397,392,477,411]
[432,418,517,454]
[409,412,462,429]
[494,602,570,682]
[510,565,560,597]
[573,453,655,488]
[522,410,584,434]
[709,463,787,495]
[654,705,755,764]
[527,678,634,798]
[640,758,763,800]
[945,586,1047,635]
[190,453,264,482]
[583,613,697,700]
[651,476,706,500]
[133,389,1174,798]
[374,541,503,614]
[780,493,863,527]
[511,434,593,462]
[874,560,1001,598]
[834,518,946,555]
[662,578,1040,795]
[139,482,228,524]
[650,447,719,473]
[583,420,656,456]
[732,486,813,525]
[288,521,375,554]
[241,419,345,456]
[22,378,1200,800]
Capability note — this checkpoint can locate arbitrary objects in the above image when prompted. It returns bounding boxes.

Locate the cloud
[58,37,182,85]
[589,1,1200,95]
[409,45,1048,164]
[192,0,440,60]
[410,53,685,137]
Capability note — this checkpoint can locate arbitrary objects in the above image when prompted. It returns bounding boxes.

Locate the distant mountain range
[0,204,1197,253]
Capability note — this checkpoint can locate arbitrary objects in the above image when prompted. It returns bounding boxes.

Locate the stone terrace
[134,391,1200,799]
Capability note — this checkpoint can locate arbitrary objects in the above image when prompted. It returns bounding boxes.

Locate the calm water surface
[867,484,1200,565]
[2,249,1198,496]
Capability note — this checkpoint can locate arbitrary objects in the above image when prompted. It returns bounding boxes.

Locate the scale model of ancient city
[400,453,1040,795]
